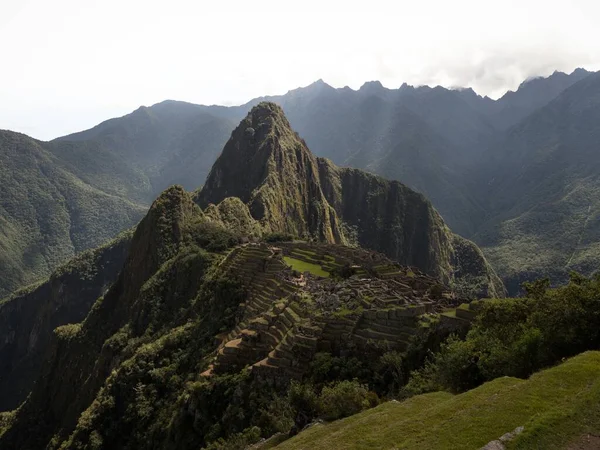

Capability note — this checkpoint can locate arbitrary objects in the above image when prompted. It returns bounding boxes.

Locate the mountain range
[0,103,501,447]
[0,100,599,449]
[0,68,597,300]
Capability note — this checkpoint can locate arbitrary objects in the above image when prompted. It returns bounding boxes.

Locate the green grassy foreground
[276,351,600,450]
[283,256,330,278]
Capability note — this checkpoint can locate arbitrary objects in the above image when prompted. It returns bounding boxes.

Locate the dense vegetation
[0,229,133,411]
[474,72,600,293]
[273,273,600,449]
[0,131,144,297]
[1,186,599,449]
[405,272,600,395]
[278,351,600,450]
[0,181,437,449]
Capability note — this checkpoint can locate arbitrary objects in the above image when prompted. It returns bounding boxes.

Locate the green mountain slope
[56,101,236,199]
[0,130,144,297]
[4,69,590,297]
[197,102,504,297]
[46,69,591,242]
[0,230,132,411]
[474,72,600,292]
[277,351,600,450]
[488,68,592,130]
[0,184,447,449]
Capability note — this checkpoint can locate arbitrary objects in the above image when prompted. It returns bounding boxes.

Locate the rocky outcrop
[196,103,345,243]
[204,197,262,238]
[197,102,504,297]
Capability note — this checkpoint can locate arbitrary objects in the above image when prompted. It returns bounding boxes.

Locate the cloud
[1,0,600,138]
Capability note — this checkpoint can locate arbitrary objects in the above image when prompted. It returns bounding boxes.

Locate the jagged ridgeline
[197,102,504,298]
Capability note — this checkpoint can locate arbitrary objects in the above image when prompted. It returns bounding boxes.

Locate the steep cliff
[198,103,503,297]
[0,206,468,449]
[0,230,132,412]
[197,102,345,244]
[0,105,504,449]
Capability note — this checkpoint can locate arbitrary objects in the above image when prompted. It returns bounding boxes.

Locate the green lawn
[283,257,330,278]
[276,351,600,450]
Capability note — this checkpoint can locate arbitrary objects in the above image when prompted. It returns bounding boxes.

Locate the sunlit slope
[277,351,600,450]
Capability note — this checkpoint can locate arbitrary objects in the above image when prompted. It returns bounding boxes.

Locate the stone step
[283,307,302,325]
[360,320,417,336]
[253,357,278,370]
[295,334,318,346]
[268,326,285,341]
[267,355,291,368]
[273,346,295,360]
[352,334,408,351]
[249,317,270,331]
[279,284,296,295]
[250,295,272,310]
[354,327,411,343]
[223,337,242,350]
[456,307,477,321]
[274,318,291,335]
[288,302,304,316]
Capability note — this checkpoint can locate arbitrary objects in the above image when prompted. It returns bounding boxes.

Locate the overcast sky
[1,0,599,140]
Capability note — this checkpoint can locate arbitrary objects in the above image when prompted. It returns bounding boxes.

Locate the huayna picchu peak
[196,102,345,245]
[197,102,504,298]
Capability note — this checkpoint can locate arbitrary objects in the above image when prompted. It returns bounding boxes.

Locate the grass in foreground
[276,352,600,450]
[283,257,330,278]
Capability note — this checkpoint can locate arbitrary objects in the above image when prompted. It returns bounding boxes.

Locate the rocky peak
[359,80,385,91]
[196,105,504,297]
[196,102,346,243]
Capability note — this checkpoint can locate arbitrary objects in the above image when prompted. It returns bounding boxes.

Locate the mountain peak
[197,104,345,243]
[571,67,590,76]
[247,101,287,122]
[287,79,333,96]
[359,80,384,90]
[310,78,328,87]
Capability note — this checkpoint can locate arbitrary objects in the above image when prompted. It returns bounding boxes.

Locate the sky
[1,0,600,140]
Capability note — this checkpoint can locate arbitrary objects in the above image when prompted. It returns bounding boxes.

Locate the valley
[1,71,600,450]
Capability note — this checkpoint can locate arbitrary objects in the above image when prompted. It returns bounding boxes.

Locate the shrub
[330,263,356,279]
[193,221,241,252]
[317,380,378,421]
[405,273,600,394]
[264,232,295,243]
[288,382,319,430]
[203,426,262,450]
